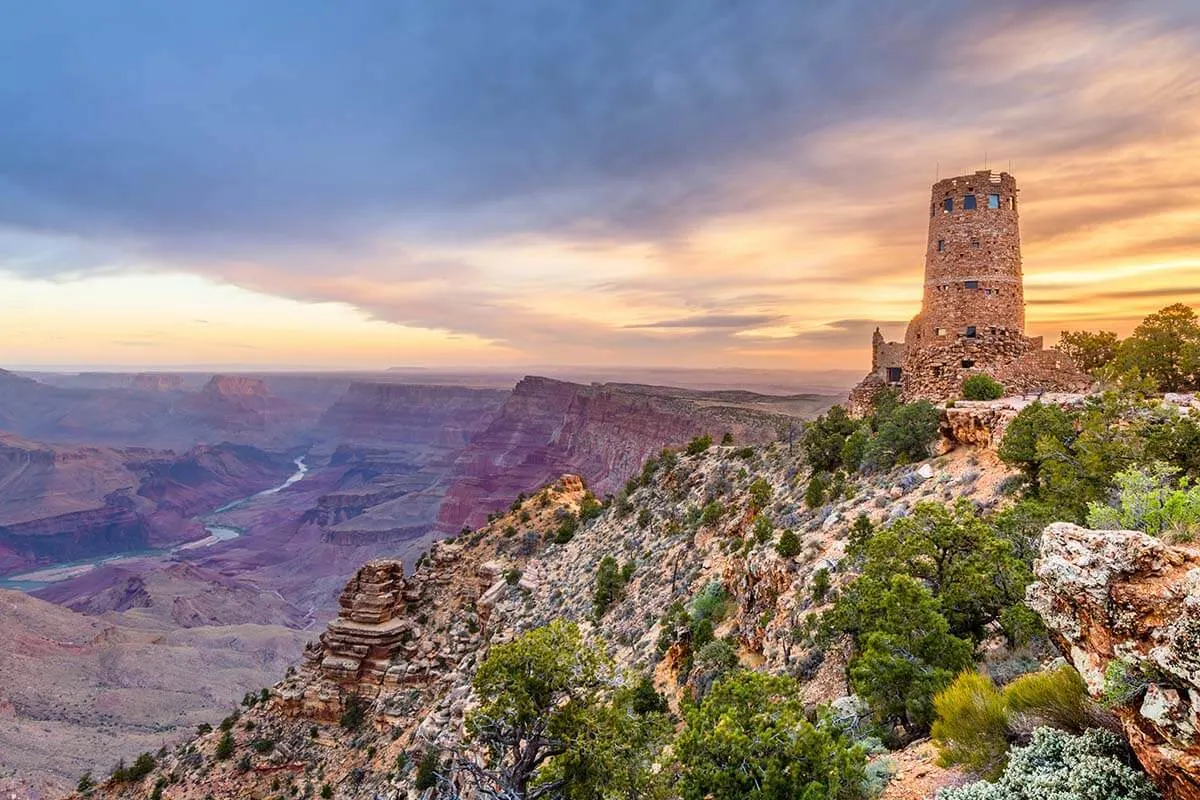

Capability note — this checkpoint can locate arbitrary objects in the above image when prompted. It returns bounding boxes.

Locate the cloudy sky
[2,0,1200,371]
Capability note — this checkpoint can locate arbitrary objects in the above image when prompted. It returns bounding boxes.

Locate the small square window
[943,198,954,213]
[966,326,977,337]
[963,195,977,210]
[987,194,1000,209]
[962,359,975,369]
[935,327,947,336]
[971,240,980,249]
[886,367,902,383]
[964,280,979,289]
[937,239,946,252]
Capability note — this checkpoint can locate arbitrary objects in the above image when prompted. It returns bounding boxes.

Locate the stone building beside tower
[848,170,1089,413]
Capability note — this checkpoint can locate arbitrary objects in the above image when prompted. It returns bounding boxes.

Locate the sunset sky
[2,1,1200,372]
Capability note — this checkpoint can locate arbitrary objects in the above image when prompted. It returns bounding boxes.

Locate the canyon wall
[0,437,295,576]
[435,376,793,531]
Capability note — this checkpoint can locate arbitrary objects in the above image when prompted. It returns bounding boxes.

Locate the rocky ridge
[83,440,1012,800]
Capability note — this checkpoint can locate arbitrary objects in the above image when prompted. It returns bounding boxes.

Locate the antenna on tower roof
[984,150,988,171]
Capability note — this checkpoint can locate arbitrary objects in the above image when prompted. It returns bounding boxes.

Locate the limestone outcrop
[1029,522,1200,800]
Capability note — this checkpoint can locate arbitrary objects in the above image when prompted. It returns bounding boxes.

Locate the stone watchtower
[847,170,1088,412]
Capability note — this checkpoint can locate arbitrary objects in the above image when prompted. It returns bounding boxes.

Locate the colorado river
[182,455,309,549]
[1,455,309,590]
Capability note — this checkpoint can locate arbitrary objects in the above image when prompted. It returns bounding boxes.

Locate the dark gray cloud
[0,0,1160,268]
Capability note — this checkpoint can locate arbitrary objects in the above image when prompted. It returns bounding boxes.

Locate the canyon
[0,366,839,795]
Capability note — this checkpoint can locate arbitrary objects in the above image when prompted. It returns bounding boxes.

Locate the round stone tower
[847,169,1091,413]
[908,171,1023,345]
[900,171,1035,398]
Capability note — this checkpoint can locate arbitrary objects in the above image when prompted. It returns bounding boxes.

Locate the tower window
[987,194,1001,209]
[886,367,902,383]
[966,326,977,337]
[937,239,946,252]
[961,359,975,369]
[944,198,954,213]
[964,280,979,289]
[963,195,977,210]
[935,327,947,336]
[971,239,980,249]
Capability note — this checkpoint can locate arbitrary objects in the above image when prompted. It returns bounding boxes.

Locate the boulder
[1029,522,1200,800]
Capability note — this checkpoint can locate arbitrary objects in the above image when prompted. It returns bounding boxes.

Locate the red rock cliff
[435,376,787,532]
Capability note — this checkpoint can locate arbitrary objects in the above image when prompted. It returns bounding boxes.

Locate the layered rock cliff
[0,437,295,576]
[435,376,795,532]
[316,382,507,448]
[1030,523,1200,800]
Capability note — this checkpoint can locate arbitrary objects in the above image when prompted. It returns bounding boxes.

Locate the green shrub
[805,472,828,508]
[998,603,1045,650]
[76,773,95,795]
[862,400,940,470]
[841,576,975,734]
[1004,664,1091,733]
[690,582,731,626]
[811,567,831,604]
[775,530,801,558]
[841,427,870,472]
[676,671,869,800]
[938,727,1158,800]
[997,401,1076,485]
[748,477,772,512]
[578,493,603,522]
[593,555,627,617]
[339,695,365,730]
[931,672,1012,779]
[637,507,653,528]
[127,752,156,781]
[1087,461,1200,540]
[962,374,1005,401]
[700,501,724,526]
[802,405,859,473]
[686,434,713,455]
[215,731,234,760]
[1100,659,1149,709]
[414,750,439,791]
[554,512,579,543]
[753,514,772,543]
[320,783,333,799]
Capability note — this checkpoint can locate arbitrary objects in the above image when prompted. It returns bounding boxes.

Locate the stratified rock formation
[435,376,797,532]
[316,382,506,448]
[1029,522,1200,800]
[0,434,294,576]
